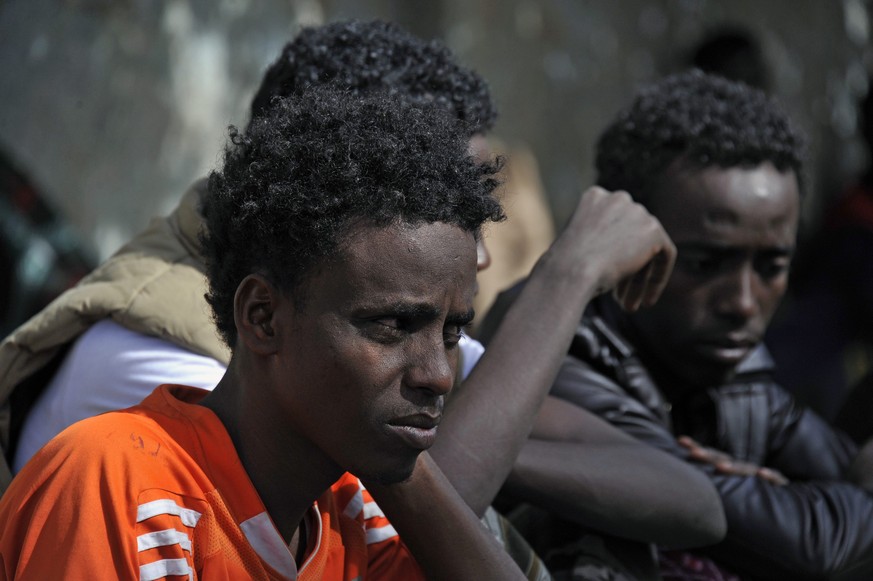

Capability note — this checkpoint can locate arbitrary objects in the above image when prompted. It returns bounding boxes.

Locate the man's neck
[628,330,741,401]
[199,363,342,543]
[637,350,700,399]
[600,301,709,400]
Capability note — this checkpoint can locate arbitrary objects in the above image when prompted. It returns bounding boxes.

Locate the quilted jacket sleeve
[552,355,873,581]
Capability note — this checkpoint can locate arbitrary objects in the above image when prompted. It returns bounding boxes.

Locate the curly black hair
[249,19,497,136]
[596,69,807,206]
[203,87,505,347]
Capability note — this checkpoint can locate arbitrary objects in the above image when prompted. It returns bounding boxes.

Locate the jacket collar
[166,178,208,262]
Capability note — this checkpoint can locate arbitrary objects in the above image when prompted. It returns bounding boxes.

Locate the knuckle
[585,186,609,200]
[612,190,633,204]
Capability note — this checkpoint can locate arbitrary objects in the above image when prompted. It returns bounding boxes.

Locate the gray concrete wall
[443,0,872,232]
[0,0,311,258]
[0,0,869,259]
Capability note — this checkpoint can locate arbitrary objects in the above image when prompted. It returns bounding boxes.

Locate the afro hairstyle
[595,69,807,207]
[202,86,504,348]
[248,19,497,136]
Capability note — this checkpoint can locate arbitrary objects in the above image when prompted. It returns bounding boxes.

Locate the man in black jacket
[485,70,873,580]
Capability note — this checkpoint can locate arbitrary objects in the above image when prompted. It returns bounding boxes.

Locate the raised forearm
[505,438,725,548]
[429,188,675,516]
[429,256,599,515]
[365,453,525,581]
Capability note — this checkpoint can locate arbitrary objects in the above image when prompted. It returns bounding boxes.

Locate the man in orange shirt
[0,85,536,580]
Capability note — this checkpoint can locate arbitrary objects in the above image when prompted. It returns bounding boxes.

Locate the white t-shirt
[459,333,485,379]
[13,320,486,473]
[13,319,226,472]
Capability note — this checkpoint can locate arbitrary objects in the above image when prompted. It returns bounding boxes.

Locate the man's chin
[360,458,419,486]
[676,361,739,390]
[640,347,737,392]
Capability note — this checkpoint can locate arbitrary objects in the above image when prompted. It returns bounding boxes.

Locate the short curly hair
[203,87,504,347]
[596,70,807,206]
[249,19,497,136]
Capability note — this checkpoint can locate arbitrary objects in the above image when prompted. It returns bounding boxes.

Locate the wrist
[530,244,603,305]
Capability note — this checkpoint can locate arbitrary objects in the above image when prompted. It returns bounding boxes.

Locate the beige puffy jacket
[0,180,230,492]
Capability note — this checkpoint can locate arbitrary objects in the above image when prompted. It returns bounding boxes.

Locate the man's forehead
[324,220,477,299]
[341,220,475,256]
[668,209,798,249]
[653,164,799,223]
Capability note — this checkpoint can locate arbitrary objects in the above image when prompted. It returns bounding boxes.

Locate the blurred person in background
[688,26,770,91]
[469,136,556,336]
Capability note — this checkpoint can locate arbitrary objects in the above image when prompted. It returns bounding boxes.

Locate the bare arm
[429,187,676,516]
[502,396,726,548]
[365,453,526,581]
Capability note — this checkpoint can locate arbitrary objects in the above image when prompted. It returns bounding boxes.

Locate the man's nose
[715,264,760,321]
[405,340,455,397]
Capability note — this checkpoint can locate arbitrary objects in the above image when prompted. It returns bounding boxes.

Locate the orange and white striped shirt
[0,385,424,580]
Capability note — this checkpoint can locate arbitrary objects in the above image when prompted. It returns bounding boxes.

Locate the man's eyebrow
[447,309,476,327]
[676,241,794,254]
[384,303,442,319]
[367,303,475,326]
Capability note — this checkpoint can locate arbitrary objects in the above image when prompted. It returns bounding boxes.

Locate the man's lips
[386,414,441,450]
[693,334,759,365]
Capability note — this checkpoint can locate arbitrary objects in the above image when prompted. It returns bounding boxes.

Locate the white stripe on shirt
[362,501,384,520]
[343,482,365,519]
[137,528,192,553]
[139,558,192,581]
[136,499,202,527]
[365,523,399,545]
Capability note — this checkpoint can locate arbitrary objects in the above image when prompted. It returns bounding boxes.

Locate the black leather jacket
[547,298,873,580]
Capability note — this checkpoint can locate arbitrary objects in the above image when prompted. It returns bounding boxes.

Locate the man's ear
[233,274,281,355]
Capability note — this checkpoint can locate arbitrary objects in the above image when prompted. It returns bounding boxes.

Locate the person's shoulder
[569,299,636,364]
[63,406,172,456]
[0,400,216,580]
[14,405,193,500]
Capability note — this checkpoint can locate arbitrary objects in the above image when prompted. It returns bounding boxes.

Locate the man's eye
[756,258,791,280]
[680,255,721,275]
[362,318,407,344]
[443,325,465,347]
